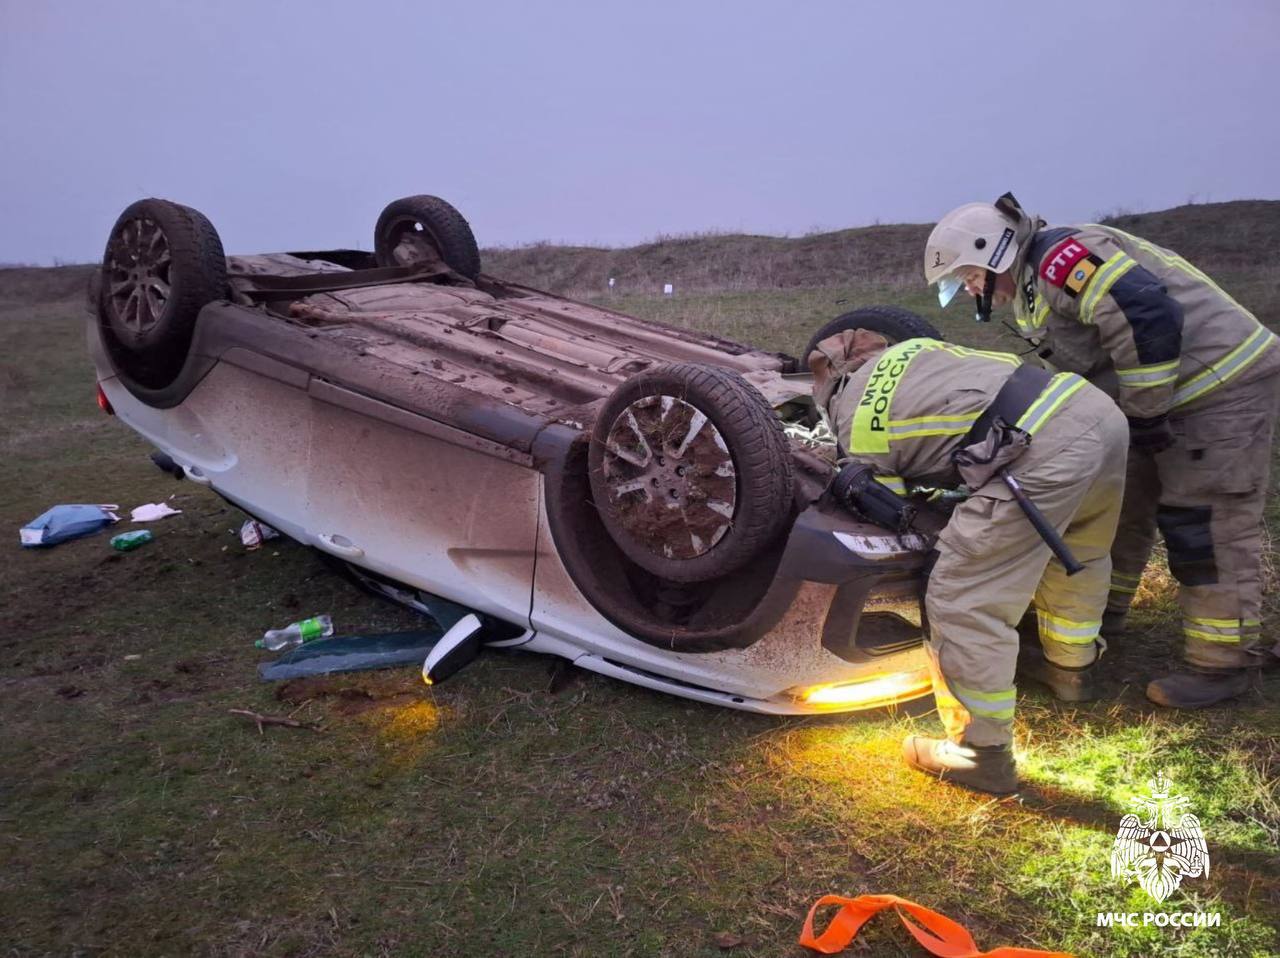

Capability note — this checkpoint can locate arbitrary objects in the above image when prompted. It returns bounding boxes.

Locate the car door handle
[317,533,364,559]
[182,464,213,486]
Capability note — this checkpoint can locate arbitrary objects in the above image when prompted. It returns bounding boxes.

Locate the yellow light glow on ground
[367,699,446,773]
[802,668,933,710]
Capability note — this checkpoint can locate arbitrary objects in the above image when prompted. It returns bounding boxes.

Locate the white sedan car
[89,193,944,713]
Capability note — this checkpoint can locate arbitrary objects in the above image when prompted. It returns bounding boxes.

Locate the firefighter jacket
[1010,223,1279,424]
[824,338,1087,491]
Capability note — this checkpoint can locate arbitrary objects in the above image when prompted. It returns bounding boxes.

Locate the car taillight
[96,384,114,415]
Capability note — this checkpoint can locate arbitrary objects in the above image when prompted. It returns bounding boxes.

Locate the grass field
[2,207,1279,957]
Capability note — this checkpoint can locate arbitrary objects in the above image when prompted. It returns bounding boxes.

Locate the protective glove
[1128,416,1175,454]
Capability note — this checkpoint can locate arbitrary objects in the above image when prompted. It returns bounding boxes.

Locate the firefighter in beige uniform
[812,330,1127,793]
[926,195,1280,708]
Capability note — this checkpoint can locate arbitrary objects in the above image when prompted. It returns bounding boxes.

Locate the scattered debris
[713,932,746,950]
[20,504,119,547]
[123,654,142,662]
[130,501,182,522]
[256,615,335,651]
[110,529,153,552]
[782,417,836,448]
[799,893,1068,956]
[239,519,280,551]
[259,629,444,681]
[228,708,323,733]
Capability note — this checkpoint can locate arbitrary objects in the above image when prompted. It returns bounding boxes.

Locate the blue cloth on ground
[20,504,116,547]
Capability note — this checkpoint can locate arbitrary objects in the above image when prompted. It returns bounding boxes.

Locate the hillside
[483,199,1280,296]
[482,223,930,295]
[0,263,96,310]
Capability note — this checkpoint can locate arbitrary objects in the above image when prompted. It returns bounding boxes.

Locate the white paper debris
[131,502,183,522]
[782,418,837,448]
[240,519,280,551]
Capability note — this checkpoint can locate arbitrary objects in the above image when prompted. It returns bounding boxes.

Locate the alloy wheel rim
[106,217,171,335]
[599,394,737,560]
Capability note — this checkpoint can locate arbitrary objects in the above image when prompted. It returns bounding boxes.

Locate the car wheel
[99,198,228,385]
[373,194,481,279]
[801,305,943,368]
[588,363,794,583]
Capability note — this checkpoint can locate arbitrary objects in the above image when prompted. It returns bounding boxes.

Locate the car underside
[89,194,947,713]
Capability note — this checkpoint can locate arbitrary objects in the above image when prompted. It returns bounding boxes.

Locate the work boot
[1145,668,1254,709]
[1017,644,1099,703]
[902,736,1017,795]
[1101,610,1128,640]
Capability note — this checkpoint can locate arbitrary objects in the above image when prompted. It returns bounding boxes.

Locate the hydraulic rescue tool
[832,461,1083,574]
[831,463,918,535]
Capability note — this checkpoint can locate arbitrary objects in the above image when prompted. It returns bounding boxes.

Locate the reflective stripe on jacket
[1012,224,1279,420]
[830,338,1084,488]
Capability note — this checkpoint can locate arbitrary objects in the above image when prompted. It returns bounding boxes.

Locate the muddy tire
[374,195,481,279]
[99,198,228,385]
[801,305,942,367]
[588,363,794,583]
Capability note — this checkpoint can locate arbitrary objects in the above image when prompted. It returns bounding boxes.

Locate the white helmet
[924,193,1033,308]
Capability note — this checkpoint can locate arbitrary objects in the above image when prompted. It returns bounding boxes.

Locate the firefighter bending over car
[926,195,1280,708]
[810,331,1127,795]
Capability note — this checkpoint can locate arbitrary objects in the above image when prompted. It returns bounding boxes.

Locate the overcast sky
[2,0,1277,263]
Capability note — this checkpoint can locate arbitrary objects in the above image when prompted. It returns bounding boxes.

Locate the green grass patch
[1,273,1278,957]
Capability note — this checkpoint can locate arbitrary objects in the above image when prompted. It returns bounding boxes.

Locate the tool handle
[998,469,1085,576]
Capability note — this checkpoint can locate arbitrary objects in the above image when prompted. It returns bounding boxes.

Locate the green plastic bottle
[255,615,335,651]
[110,529,153,552]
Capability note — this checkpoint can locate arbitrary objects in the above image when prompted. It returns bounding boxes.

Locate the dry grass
[482,225,927,298]
[482,200,1280,300]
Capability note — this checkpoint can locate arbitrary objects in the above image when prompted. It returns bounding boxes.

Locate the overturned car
[88,194,946,713]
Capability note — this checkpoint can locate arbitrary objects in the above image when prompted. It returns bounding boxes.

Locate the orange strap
[799,894,1075,958]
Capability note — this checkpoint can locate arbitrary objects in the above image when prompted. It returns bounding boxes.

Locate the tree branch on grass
[228,708,323,734]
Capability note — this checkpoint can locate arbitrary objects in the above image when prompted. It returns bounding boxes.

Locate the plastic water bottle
[255,615,334,651]
[110,529,153,551]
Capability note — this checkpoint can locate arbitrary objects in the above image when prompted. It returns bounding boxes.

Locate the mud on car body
[89,194,946,712]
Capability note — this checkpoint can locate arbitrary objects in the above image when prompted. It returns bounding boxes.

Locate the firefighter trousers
[1105,374,1280,669]
[924,389,1128,747]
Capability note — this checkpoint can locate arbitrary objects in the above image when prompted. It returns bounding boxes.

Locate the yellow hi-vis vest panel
[848,339,941,454]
